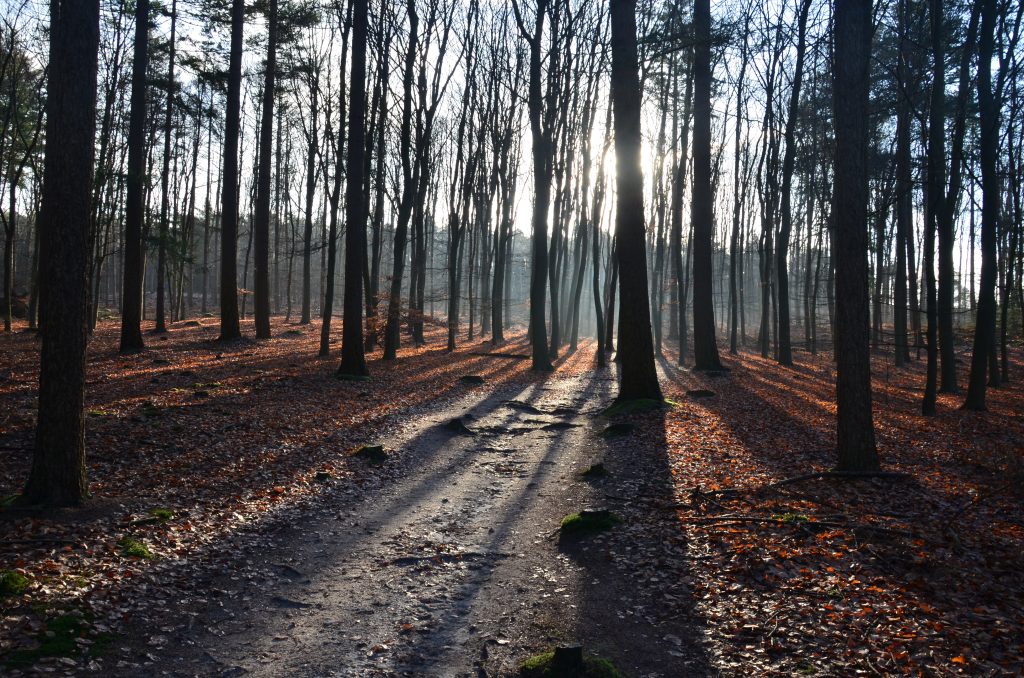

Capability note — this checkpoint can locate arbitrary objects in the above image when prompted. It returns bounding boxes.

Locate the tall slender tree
[963,0,999,410]
[691,0,723,371]
[219,0,245,341]
[337,0,370,378]
[254,0,278,340]
[119,0,149,353]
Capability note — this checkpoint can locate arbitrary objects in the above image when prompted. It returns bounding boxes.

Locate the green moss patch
[3,613,113,668]
[117,537,153,559]
[0,570,29,597]
[559,509,620,537]
[192,381,222,389]
[772,512,809,524]
[149,507,174,522]
[520,649,623,677]
[580,463,609,478]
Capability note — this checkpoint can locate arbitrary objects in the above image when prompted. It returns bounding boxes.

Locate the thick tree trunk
[610,0,661,401]
[22,0,100,506]
[832,0,879,471]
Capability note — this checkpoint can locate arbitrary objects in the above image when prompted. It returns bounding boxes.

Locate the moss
[350,444,387,464]
[580,463,609,478]
[600,398,670,418]
[148,507,174,522]
[192,381,222,389]
[772,512,809,524]
[86,409,113,418]
[117,537,153,559]
[0,570,29,597]
[3,613,113,668]
[519,649,624,677]
[559,510,619,536]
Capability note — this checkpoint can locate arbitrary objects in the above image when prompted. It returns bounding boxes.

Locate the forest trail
[115,366,707,677]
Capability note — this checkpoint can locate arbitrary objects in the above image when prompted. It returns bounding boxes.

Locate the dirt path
[114,368,708,677]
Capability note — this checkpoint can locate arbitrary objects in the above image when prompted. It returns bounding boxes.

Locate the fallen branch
[765,471,912,490]
[690,470,913,500]
[680,514,915,538]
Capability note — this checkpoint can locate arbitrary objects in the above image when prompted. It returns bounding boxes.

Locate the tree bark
[218,0,244,341]
[337,0,370,377]
[832,0,879,471]
[610,0,661,401]
[22,0,100,506]
[691,0,723,371]
[119,0,149,353]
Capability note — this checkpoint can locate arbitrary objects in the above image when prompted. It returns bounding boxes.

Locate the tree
[21,0,101,506]
[154,0,178,334]
[254,0,279,340]
[963,0,999,410]
[832,0,879,471]
[219,0,245,341]
[513,0,554,372]
[336,0,369,378]
[383,0,419,361]
[775,0,812,366]
[119,0,150,353]
[610,0,661,401]
[691,0,723,371]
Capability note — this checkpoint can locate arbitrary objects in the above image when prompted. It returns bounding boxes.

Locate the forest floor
[0,316,1022,677]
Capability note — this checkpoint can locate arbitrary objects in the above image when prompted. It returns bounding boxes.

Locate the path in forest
[115,367,709,677]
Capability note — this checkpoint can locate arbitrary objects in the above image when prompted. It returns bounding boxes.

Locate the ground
[1,317,1022,676]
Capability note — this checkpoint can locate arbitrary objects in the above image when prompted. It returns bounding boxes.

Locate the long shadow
[653,350,1024,675]
[557,363,713,677]
[122,372,572,672]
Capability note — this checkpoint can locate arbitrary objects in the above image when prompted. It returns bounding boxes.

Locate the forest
[0,0,1022,674]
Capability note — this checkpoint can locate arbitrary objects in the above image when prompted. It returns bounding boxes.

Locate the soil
[110,368,710,677]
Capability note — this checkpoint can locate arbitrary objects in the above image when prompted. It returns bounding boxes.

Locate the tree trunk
[336,0,369,377]
[832,0,879,471]
[218,0,244,341]
[963,0,999,410]
[119,0,148,353]
[610,0,661,401]
[775,0,810,365]
[691,0,723,371]
[22,0,100,506]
